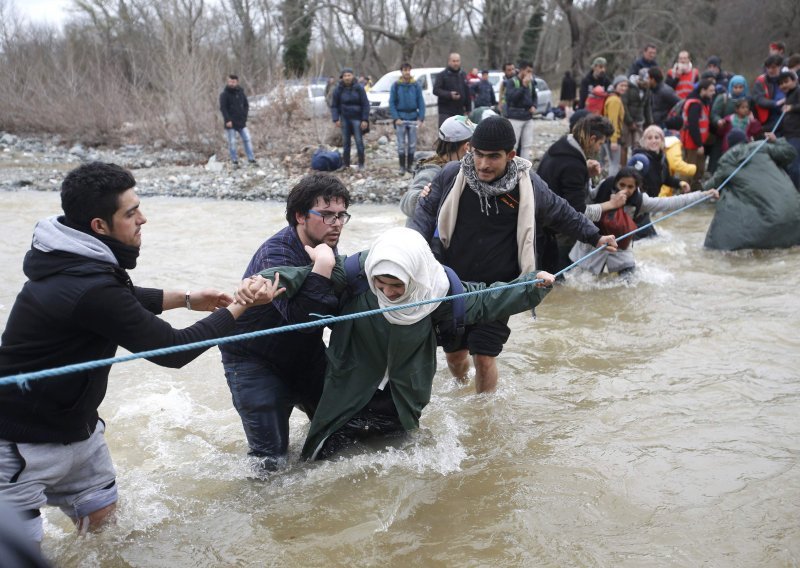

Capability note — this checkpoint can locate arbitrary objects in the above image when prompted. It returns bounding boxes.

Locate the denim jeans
[395,121,418,156]
[223,359,319,460]
[226,127,255,162]
[341,118,365,165]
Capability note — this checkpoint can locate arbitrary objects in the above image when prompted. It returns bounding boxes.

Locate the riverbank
[0,119,568,203]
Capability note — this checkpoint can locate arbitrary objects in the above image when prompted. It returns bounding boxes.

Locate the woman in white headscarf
[240,227,554,460]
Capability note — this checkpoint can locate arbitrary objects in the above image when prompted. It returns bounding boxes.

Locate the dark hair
[771,41,786,51]
[285,173,350,227]
[788,54,800,69]
[432,138,469,161]
[700,70,717,81]
[517,60,533,71]
[648,66,664,83]
[503,62,514,71]
[644,43,657,51]
[734,98,750,109]
[400,62,412,70]
[228,74,238,80]
[573,114,615,153]
[61,162,136,229]
[698,78,715,92]
[614,166,643,188]
[765,54,784,67]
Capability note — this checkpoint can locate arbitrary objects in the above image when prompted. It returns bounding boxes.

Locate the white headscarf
[365,227,450,325]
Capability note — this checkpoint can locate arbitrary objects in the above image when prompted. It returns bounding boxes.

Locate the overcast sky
[10,0,70,27]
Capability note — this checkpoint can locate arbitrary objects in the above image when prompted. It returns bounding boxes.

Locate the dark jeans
[223,359,323,461]
[317,386,405,460]
[341,118,365,165]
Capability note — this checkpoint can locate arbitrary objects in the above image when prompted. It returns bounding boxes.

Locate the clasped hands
[233,273,286,305]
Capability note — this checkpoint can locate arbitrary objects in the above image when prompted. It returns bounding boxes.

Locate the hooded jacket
[0,217,235,443]
[537,134,592,213]
[253,252,550,460]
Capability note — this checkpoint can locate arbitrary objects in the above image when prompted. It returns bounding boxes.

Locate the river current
[1,190,798,567]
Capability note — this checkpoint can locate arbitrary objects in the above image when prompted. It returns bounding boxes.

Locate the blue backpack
[311,147,342,171]
[343,253,466,345]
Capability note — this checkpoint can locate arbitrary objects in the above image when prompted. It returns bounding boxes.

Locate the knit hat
[569,109,590,131]
[706,55,722,67]
[727,128,747,149]
[339,67,354,78]
[438,115,476,142]
[611,75,629,90]
[627,153,651,175]
[469,116,516,151]
[592,57,607,67]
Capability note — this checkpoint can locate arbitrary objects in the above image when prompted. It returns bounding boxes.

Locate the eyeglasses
[308,210,352,225]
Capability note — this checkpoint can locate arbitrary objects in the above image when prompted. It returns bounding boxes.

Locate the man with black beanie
[410,117,617,393]
[0,162,282,544]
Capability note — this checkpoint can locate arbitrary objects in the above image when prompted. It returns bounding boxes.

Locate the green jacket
[704,139,800,250]
[258,252,550,460]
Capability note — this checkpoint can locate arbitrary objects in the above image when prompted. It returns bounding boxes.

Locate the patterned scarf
[461,152,525,214]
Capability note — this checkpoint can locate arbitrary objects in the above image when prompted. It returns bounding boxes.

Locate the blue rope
[0,113,786,388]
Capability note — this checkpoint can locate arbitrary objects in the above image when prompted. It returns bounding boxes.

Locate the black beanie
[470,116,516,151]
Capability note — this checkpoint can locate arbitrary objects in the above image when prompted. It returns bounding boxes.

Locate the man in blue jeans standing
[331,68,370,170]
[220,174,351,470]
[219,74,256,167]
[390,62,425,175]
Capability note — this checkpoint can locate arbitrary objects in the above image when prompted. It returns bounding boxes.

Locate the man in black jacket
[538,114,615,272]
[0,162,280,543]
[433,53,471,127]
[578,57,611,109]
[504,60,538,159]
[331,67,371,170]
[409,117,616,393]
[219,74,256,167]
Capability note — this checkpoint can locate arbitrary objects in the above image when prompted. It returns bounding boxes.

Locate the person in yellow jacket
[603,76,628,175]
[658,117,697,196]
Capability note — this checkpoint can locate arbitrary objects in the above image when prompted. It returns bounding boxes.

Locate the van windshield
[371,73,399,92]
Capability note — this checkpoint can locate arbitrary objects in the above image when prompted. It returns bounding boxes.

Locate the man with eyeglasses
[220,174,351,471]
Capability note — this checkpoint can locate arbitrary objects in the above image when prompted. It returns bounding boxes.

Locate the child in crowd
[719,99,762,152]
[659,117,697,196]
[570,166,718,276]
[239,228,555,460]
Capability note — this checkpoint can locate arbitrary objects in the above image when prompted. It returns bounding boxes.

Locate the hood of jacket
[548,134,586,161]
[24,216,118,281]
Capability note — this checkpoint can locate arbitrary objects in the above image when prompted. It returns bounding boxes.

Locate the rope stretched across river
[0,113,786,389]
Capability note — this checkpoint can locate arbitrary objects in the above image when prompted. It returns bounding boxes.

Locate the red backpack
[585,85,608,115]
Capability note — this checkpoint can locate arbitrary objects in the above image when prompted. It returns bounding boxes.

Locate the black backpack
[343,253,466,345]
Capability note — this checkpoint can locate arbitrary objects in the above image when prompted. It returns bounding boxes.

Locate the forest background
[0,0,797,152]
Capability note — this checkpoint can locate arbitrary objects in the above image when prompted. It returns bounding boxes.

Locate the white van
[367,67,444,121]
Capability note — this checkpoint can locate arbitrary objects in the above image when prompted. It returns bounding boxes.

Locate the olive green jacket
[258,252,550,460]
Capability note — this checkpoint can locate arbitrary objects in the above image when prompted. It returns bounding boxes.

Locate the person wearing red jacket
[666,50,700,100]
[681,79,716,189]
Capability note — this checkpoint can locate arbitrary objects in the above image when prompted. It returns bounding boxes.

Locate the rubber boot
[406,152,415,174]
[342,152,350,169]
[357,152,365,172]
[398,154,406,175]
